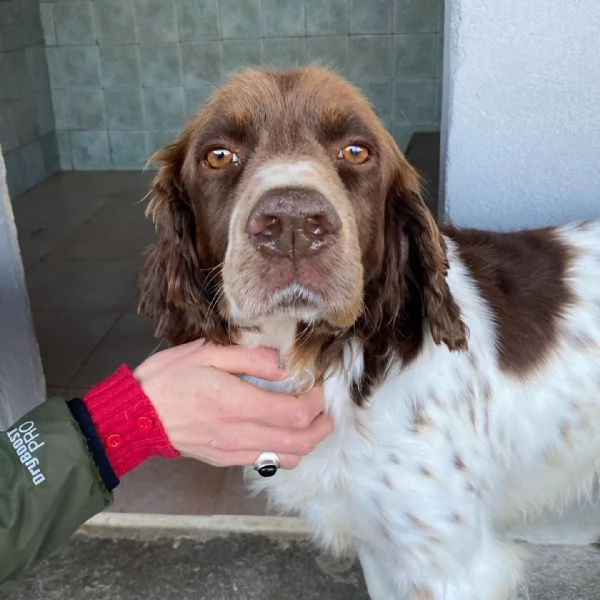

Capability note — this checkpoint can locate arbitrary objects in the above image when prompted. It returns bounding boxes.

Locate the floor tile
[48,209,155,262]
[26,260,140,312]
[13,174,108,229]
[17,223,75,272]
[13,173,155,269]
[33,311,120,388]
[81,189,152,224]
[13,193,108,271]
[213,466,271,516]
[44,186,156,263]
[109,457,225,515]
[70,313,159,388]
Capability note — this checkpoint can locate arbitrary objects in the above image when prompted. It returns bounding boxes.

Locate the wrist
[82,364,179,478]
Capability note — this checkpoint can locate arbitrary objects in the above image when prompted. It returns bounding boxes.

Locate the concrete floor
[3,534,600,600]
[13,171,270,517]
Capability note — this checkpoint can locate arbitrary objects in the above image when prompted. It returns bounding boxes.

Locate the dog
[139,66,600,599]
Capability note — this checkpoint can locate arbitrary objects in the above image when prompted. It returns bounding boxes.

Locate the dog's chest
[251,395,396,549]
[246,368,469,554]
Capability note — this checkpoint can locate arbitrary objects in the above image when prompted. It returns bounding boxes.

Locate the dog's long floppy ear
[386,148,469,352]
[138,141,229,345]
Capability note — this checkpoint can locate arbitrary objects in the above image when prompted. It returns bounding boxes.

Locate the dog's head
[140,67,467,398]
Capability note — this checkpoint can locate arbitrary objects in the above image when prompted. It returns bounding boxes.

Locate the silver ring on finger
[253,451,281,477]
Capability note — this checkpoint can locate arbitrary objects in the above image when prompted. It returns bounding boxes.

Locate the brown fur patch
[408,515,430,530]
[354,414,371,440]
[410,586,434,600]
[389,452,402,465]
[466,482,481,497]
[571,331,596,351]
[446,226,576,376]
[453,455,467,471]
[379,517,394,542]
[451,512,464,524]
[410,403,430,432]
[382,474,394,489]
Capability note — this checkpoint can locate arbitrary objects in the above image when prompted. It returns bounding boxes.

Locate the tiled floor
[13,171,270,517]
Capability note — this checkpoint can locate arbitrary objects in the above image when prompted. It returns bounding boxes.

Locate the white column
[0,147,45,430]
[440,0,600,230]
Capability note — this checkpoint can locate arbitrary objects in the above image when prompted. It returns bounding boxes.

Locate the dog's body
[139,66,600,599]
[246,223,600,600]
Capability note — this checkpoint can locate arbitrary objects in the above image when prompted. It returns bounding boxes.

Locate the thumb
[202,345,285,381]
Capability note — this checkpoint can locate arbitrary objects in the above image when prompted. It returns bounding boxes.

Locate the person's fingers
[206,413,333,456]
[202,345,285,381]
[220,382,327,430]
[135,339,212,378]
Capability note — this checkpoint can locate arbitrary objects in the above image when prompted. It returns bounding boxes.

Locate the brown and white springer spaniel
[139,67,600,599]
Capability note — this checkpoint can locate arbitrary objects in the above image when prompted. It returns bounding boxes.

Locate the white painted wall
[441,0,600,230]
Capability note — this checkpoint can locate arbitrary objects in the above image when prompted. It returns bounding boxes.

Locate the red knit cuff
[83,365,179,477]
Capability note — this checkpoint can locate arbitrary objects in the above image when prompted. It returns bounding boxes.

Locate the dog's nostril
[262,216,281,237]
[304,215,328,238]
[248,215,282,239]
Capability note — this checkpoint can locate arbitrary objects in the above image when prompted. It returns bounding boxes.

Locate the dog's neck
[236,316,298,358]
[235,316,317,394]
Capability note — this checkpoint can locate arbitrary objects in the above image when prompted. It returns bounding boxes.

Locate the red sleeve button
[105,433,124,448]
[136,416,154,431]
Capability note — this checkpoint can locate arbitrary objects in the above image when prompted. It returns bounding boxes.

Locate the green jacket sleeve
[0,397,113,582]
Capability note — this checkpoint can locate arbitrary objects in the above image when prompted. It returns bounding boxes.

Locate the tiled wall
[42,0,443,171]
[0,0,59,197]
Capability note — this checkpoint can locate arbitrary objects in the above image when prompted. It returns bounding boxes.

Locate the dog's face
[140,67,467,392]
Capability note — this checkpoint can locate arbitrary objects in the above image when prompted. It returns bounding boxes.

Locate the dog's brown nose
[246,187,341,258]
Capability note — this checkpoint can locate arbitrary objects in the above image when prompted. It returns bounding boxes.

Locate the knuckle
[292,407,312,429]
[299,438,315,455]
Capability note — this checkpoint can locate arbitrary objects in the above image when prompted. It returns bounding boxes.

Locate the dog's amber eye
[339,144,369,165]
[206,148,238,169]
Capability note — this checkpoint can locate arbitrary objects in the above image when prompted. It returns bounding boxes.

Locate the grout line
[62,251,146,389]
[391,0,397,131]
[215,0,222,43]
[64,298,134,390]
[304,0,308,38]
[346,0,350,37]
[258,0,264,39]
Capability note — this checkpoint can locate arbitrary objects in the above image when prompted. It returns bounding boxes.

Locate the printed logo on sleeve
[6,421,46,486]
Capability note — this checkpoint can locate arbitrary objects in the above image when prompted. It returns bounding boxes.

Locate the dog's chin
[226,284,334,327]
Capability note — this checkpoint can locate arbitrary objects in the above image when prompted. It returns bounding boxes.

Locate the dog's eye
[206,148,239,169]
[338,144,369,165]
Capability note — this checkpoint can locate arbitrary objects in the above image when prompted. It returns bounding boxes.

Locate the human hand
[133,340,332,469]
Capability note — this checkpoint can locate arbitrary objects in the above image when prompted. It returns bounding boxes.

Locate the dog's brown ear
[389,151,469,352]
[138,141,229,345]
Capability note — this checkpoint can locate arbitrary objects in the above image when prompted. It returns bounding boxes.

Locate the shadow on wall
[0,0,444,197]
